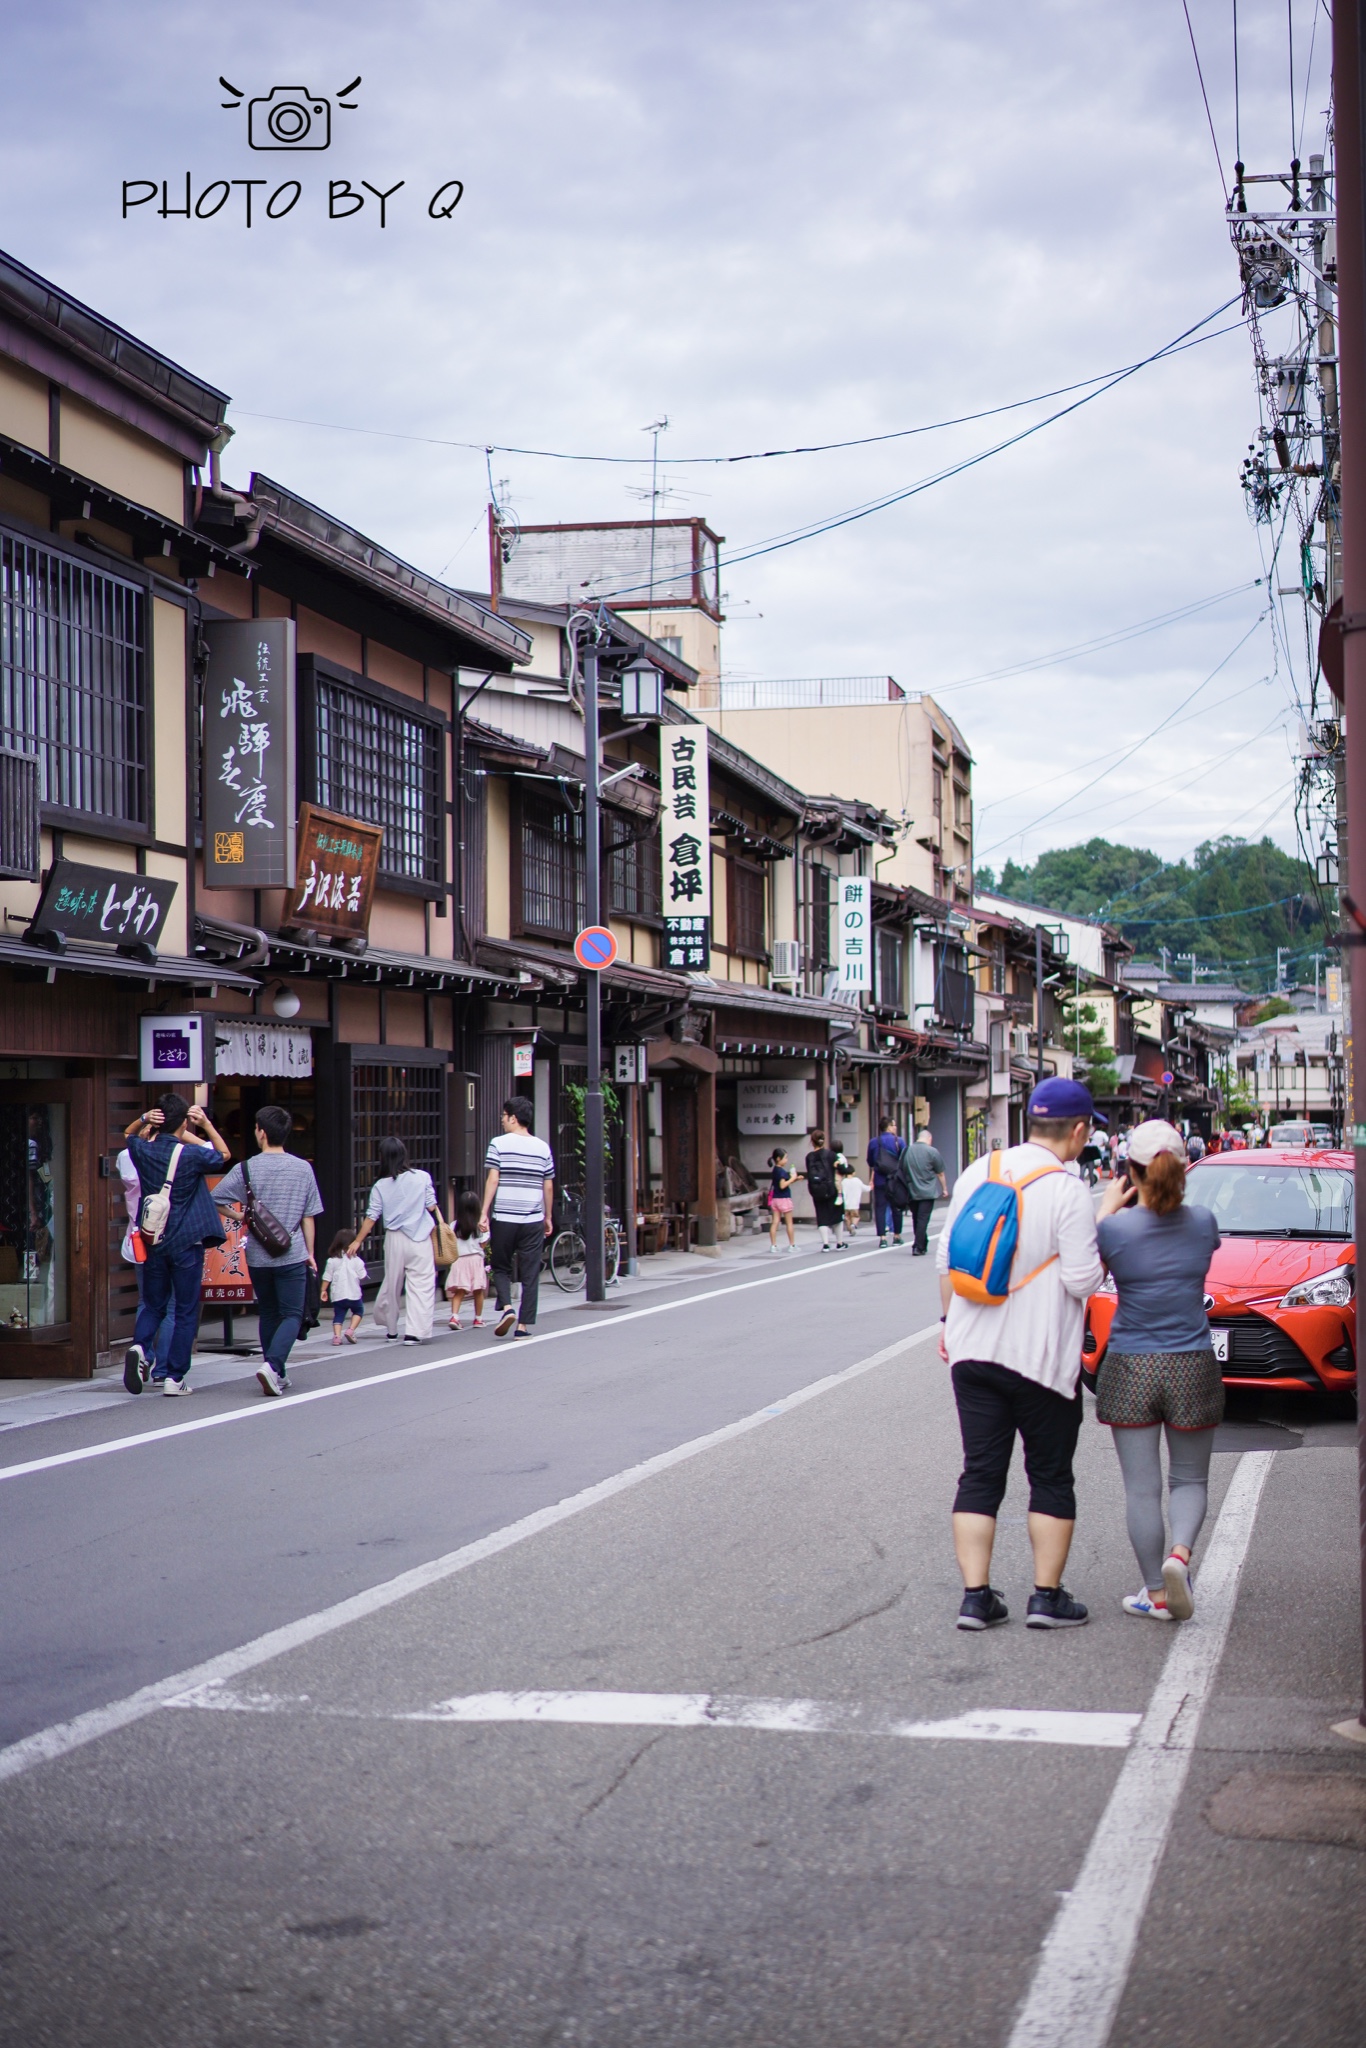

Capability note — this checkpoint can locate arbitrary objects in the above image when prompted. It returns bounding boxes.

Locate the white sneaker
[1161,1554,1195,1620]
[769,1243,780,1256]
[161,1377,191,1397]
[1122,1588,1172,1621]
[256,1367,285,1398]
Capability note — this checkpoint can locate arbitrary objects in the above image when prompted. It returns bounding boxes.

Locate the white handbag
[139,1144,184,1245]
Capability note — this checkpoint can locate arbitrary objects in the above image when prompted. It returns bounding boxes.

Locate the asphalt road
[0,1235,1362,2047]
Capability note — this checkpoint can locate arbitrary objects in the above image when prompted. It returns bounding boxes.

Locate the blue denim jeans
[135,1267,175,1375]
[135,1245,205,1383]
[252,1261,310,1375]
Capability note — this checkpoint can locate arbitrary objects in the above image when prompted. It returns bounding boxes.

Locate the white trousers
[374,1230,436,1339]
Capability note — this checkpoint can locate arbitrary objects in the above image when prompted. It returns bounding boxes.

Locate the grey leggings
[1110,1425,1217,1590]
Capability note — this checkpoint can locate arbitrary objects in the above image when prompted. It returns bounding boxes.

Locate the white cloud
[0,0,1329,865]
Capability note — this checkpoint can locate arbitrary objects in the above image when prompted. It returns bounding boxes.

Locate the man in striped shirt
[480,1096,555,1338]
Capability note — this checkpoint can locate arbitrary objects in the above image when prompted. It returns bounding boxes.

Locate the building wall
[56,392,186,522]
[0,356,48,452]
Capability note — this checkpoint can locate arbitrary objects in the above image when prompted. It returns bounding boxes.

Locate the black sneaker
[1025,1585,1089,1629]
[122,1344,148,1395]
[956,1587,1009,1631]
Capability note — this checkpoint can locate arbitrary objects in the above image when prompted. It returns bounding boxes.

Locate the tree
[1059,994,1119,1100]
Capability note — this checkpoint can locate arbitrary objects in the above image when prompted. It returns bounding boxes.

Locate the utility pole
[1333,0,1366,1741]
[582,634,606,1304]
[1034,923,1045,1086]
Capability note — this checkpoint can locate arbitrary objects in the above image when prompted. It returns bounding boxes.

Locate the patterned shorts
[1095,1348,1226,1432]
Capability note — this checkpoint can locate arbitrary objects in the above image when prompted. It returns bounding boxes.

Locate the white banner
[213,1023,314,1078]
[661,726,712,969]
[837,876,871,991]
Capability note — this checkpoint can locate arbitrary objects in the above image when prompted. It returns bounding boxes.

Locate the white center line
[1005,1448,1276,2048]
[0,1239,924,1485]
[0,1324,940,1787]
[164,1684,1141,1749]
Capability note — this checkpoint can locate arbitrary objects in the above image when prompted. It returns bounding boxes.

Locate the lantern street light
[619,654,665,723]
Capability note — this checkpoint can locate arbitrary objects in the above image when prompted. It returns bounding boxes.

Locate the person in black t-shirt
[805,1129,846,1252]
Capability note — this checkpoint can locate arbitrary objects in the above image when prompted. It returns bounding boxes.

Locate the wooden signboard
[285,803,383,939]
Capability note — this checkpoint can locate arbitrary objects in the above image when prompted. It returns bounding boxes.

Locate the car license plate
[1211,1327,1229,1364]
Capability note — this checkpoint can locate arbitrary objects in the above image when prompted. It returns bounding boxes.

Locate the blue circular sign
[574,925,618,970]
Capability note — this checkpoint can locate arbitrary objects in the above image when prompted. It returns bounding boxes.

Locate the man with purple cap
[936,1075,1131,1631]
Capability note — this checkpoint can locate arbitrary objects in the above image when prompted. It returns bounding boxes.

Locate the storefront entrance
[0,1079,95,1378]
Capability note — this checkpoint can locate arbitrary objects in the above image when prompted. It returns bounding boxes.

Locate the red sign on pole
[574,925,618,970]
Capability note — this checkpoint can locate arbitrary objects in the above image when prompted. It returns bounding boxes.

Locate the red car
[1085,1147,1357,1402]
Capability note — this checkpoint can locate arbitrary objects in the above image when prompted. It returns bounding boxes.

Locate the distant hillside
[974,836,1327,989]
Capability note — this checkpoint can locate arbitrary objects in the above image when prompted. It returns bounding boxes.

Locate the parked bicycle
[548,1188,622,1291]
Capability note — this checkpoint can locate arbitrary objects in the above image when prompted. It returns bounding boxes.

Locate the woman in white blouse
[348,1137,440,1344]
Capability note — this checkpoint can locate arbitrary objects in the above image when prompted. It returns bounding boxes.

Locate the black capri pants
[951,1357,1083,1521]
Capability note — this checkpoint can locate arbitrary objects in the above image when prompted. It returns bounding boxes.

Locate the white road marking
[0,1325,939,1787]
[0,1238,924,1486]
[164,1683,1140,1748]
[1005,1449,1275,2048]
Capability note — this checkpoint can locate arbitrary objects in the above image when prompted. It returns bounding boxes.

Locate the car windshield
[1188,1163,1355,1238]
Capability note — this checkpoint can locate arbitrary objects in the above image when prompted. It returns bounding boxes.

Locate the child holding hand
[321,1230,367,1346]
[446,1190,490,1330]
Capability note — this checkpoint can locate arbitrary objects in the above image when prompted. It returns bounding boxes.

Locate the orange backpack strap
[1005,1159,1063,1292]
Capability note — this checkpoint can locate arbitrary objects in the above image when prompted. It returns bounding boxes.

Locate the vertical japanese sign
[202,619,296,890]
[660,726,711,970]
[838,876,871,991]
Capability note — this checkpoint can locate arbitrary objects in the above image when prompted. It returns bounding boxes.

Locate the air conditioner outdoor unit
[771,940,802,981]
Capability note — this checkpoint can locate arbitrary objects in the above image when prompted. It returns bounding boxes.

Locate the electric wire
[227,310,1247,472]
[1182,0,1229,195]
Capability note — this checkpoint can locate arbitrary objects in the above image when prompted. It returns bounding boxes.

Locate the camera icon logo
[219,75,361,150]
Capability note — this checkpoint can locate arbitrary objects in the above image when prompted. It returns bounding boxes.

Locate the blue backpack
[946,1154,1061,1305]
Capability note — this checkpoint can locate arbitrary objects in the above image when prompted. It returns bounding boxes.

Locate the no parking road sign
[574,925,618,971]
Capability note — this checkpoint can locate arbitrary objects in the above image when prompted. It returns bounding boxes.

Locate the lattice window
[0,528,147,825]
[806,862,834,971]
[516,787,584,939]
[311,672,443,887]
[727,856,766,958]
[876,927,903,1009]
[350,1062,444,1231]
[607,817,660,923]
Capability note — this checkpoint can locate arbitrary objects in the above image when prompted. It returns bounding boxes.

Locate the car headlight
[1279,1265,1355,1309]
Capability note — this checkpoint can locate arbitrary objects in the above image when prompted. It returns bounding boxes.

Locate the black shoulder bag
[242,1156,293,1258]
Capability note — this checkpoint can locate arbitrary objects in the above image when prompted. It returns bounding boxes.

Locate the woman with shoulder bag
[1095,1119,1222,1623]
[804,1129,846,1252]
[348,1137,441,1345]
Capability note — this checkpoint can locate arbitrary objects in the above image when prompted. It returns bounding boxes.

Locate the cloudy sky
[0,1,1332,870]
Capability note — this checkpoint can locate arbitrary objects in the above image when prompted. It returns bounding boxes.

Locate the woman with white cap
[1095,1118,1222,1621]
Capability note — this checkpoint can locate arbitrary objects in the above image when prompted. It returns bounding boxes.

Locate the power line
[1181,0,1228,195]
[227,309,1246,472]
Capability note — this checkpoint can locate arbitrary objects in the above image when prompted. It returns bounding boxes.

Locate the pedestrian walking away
[122,1094,232,1396]
[481,1096,555,1337]
[901,1122,948,1255]
[320,1231,367,1346]
[350,1139,442,1345]
[446,1188,490,1329]
[116,1139,189,1380]
[839,1165,865,1236]
[938,1077,1128,1632]
[804,1129,846,1250]
[1094,1118,1223,1622]
[766,1147,801,1253]
[212,1106,324,1395]
[866,1115,909,1245]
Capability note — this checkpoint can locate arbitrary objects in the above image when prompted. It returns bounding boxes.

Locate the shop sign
[286,802,383,937]
[30,860,177,952]
[213,1023,314,1078]
[737,1077,808,1135]
[139,1014,207,1083]
[1326,966,1343,1010]
[202,1179,254,1305]
[837,876,871,991]
[612,1045,648,1084]
[660,727,711,969]
[203,618,297,890]
[513,1042,535,1078]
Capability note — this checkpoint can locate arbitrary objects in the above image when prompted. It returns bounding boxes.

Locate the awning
[476,934,691,1001]
[266,935,523,995]
[0,938,256,993]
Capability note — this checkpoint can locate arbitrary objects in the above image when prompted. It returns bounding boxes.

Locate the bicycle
[548,1190,622,1291]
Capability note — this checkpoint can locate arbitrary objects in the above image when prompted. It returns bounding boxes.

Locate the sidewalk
[0,1221,880,1433]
